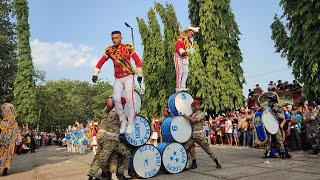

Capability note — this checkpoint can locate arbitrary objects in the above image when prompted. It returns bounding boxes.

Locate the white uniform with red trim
[93,43,143,134]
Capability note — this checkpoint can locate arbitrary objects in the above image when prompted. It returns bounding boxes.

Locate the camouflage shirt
[191,110,206,132]
[99,107,120,140]
[269,104,285,120]
[305,109,319,123]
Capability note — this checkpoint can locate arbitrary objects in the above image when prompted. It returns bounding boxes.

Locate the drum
[253,111,267,144]
[121,90,142,115]
[157,142,187,174]
[122,116,151,146]
[262,110,279,135]
[168,91,194,116]
[130,144,161,178]
[161,116,192,143]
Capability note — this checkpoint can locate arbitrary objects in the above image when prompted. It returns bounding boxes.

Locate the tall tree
[188,0,244,113]
[0,0,17,104]
[13,0,36,124]
[271,1,320,101]
[137,8,166,119]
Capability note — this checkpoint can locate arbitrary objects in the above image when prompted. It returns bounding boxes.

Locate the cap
[187,26,200,33]
[121,97,126,105]
[192,99,201,106]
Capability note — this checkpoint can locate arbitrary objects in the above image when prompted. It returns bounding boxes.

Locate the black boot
[2,168,8,176]
[280,152,285,159]
[262,150,270,159]
[214,158,222,169]
[100,171,111,178]
[189,159,197,169]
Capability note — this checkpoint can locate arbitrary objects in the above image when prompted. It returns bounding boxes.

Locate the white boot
[181,87,189,91]
[111,173,119,180]
[176,88,182,93]
[126,122,134,134]
[123,170,131,179]
[120,119,128,134]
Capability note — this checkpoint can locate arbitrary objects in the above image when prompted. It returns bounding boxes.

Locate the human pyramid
[87,27,222,180]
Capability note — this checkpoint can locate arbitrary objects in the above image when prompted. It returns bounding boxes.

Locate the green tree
[188,0,244,113]
[13,0,36,124]
[137,8,166,119]
[271,1,320,101]
[0,0,17,104]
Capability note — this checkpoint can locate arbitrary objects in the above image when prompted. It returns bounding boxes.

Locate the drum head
[170,116,192,143]
[124,116,151,146]
[174,92,193,116]
[132,145,161,178]
[121,90,142,116]
[262,111,279,134]
[160,142,187,174]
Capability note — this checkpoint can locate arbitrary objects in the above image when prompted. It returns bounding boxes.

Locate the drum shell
[168,94,179,116]
[161,116,192,143]
[168,92,194,116]
[121,116,151,147]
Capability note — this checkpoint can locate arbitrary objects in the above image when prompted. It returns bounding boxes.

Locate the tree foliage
[0,0,17,104]
[271,1,320,101]
[188,0,244,113]
[36,80,113,132]
[13,0,37,124]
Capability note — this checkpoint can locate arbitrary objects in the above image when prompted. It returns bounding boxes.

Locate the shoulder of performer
[124,44,135,54]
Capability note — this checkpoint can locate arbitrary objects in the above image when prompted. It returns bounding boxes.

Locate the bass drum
[262,110,279,135]
[122,116,151,147]
[168,91,194,116]
[121,90,142,116]
[157,142,187,174]
[130,144,161,178]
[161,116,192,143]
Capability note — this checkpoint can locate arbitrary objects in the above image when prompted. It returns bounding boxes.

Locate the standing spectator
[303,101,319,154]
[253,84,264,97]
[291,106,303,150]
[30,131,36,153]
[284,81,291,90]
[291,80,302,90]
[220,114,226,145]
[268,81,277,91]
[277,80,284,90]
[225,116,233,145]
[233,124,239,146]
[241,118,249,147]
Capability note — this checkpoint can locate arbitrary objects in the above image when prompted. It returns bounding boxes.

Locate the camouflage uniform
[305,109,319,150]
[183,110,216,160]
[265,104,285,153]
[88,108,131,177]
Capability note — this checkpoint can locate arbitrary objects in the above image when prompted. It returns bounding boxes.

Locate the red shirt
[175,35,192,58]
[96,44,142,79]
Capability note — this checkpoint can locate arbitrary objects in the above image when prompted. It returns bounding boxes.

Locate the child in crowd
[233,124,239,146]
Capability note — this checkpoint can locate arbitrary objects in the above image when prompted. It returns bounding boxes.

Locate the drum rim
[158,142,187,173]
[174,91,193,116]
[124,115,151,146]
[169,116,192,143]
[131,144,161,178]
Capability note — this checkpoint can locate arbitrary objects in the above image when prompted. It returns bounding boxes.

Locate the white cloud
[30,39,100,70]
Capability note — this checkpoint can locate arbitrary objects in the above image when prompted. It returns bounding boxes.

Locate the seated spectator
[277,80,284,90]
[248,89,254,98]
[291,80,302,90]
[284,81,291,90]
[253,84,264,97]
[268,81,277,91]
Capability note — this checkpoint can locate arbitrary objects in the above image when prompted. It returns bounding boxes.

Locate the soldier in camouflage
[303,101,319,155]
[87,97,131,180]
[183,100,222,169]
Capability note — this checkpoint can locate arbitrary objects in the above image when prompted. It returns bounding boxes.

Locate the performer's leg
[174,53,181,88]
[113,78,126,121]
[178,58,183,89]
[115,143,131,178]
[181,62,189,88]
[124,75,135,134]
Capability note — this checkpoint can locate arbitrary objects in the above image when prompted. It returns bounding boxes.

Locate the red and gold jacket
[93,44,143,79]
[175,34,192,58]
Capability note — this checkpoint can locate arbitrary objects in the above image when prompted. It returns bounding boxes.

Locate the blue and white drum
[157,142,187,174]
[161,116,192,143]
[130,144,161,178]
[121,90,142,115]
[168,91,194,116]
[123,116,151,146]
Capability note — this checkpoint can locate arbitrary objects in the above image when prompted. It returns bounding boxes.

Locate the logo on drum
[125,116,151,146]
[164,146,187,173]
[171,125,178,132]
[182,94,186,100]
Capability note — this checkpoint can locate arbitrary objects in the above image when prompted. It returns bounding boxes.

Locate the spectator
[268,81,277,91]
[277,80,284,90]
[233,124,239,146]
[225,116,233,145]
[284,81,291,90]
[241,118,249,147]
[253,84,264,97]
[291,80,302,90]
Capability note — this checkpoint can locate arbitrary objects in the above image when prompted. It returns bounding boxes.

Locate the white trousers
[113,74,135,124]
[174,53,189,88]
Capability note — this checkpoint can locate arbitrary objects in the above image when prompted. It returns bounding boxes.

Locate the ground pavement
[3,145,320,180]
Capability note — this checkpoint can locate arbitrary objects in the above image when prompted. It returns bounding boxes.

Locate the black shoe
[2,168,8,176]
[280,152,285,159]
[262,151,270,159]
[88,175,100,180]
[100,171,110,178]
[189,159,197,169]
[214,158,222,169]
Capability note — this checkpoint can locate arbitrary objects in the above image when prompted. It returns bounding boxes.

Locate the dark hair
[111,31,121,35]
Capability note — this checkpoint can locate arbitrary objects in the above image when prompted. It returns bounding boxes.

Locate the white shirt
[225,120,233,133]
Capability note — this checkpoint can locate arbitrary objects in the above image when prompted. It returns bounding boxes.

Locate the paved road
[3,145,320,180]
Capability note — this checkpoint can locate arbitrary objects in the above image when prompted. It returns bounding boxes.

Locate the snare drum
[157,142,187,174]
[262,110,279,135]
[130,144,161,178]
[168,91,194,116]
[122,116,151,146]
[161,116,192,143]
[121,90,142,115]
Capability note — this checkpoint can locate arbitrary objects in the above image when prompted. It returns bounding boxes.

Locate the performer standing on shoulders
[174,27,199,92]
[92,31,143,134]
[183,100,222,169]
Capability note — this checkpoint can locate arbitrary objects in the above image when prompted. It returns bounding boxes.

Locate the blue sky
[28,0,295,96]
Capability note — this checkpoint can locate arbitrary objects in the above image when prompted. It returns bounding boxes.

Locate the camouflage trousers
[265,129,285,152]
[183,133,216,160]
[306,122,320,150]
[88,136,130,177]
